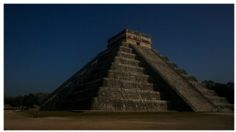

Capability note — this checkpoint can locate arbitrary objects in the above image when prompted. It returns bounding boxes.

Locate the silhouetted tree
[22,94,38,109]
[202,80,234,104]
[5,93,49,109]
[4,96,23,107]
[202,80,216,89]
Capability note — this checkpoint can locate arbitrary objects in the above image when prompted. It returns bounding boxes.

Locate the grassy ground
[4,110,234,130]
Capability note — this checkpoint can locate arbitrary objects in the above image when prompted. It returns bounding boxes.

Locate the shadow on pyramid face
[41,29,233,112]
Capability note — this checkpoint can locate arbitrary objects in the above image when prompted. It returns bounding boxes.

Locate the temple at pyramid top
[41,29,233,112]
[108,29,152,48]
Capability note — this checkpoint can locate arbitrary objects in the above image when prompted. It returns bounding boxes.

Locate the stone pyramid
[41,29,233,112]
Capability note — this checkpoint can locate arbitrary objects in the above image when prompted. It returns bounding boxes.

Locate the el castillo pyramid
[41,29,233,112]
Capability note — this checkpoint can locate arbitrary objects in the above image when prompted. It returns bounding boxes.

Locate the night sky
[4,4,234,96]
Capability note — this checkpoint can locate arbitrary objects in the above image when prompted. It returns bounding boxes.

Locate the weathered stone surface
[41,29,233,112]
[130,44,233,112]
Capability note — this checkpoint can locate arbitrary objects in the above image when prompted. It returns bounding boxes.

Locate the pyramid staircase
[41,29,233,112]
[131,45,233,112]
[92,43,173,112]
[42,43,173,111]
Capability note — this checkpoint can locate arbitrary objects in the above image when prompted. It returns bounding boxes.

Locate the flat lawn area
[4,110,234,130]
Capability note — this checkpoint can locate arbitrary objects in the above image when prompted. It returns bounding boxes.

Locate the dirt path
[4,110,234,130]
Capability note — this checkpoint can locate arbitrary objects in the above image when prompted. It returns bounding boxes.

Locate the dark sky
[4,4,234,96]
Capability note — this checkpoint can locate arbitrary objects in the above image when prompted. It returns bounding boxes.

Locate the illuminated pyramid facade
[42,29,233,112]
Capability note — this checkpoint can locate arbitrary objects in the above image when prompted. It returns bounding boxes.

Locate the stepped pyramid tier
[41,29,233,112]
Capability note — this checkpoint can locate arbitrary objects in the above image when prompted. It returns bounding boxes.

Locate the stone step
[103,78,154,90]
[107,70,150,82]
[87,70,108,81]
[76,78,103,91]
[131,45,218,112]
[120,42,130,47]
[188,80,218,96]
[66,86,96,101]
[91,64,110,76]
[98,51,116,61]
[215,103,234,112]
[114,56,140,66]
[187,80,220,96]
[98,87,161,100]
[110,63,144,73]
[117,51,136,59]
[69,88,100,100]
[207,96,229,104]
[118,46,133,53]
[100,45,133,61]
[188,80,209,90]
[204,89,218,96]
[95,97,170,112]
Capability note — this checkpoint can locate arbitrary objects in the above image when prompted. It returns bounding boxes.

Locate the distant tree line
[4,81,234,109]
[4,93,49,110]
[202,80,234,104]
